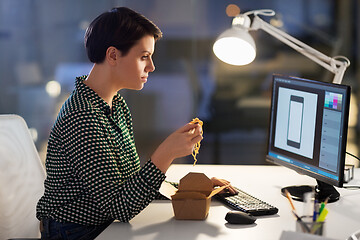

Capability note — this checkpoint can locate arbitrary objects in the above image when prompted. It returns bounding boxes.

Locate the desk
[98,164,360,240]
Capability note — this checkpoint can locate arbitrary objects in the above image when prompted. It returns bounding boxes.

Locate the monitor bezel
[266,74,351,188]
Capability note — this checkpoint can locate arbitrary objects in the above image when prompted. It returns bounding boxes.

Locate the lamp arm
[249,15,350,84]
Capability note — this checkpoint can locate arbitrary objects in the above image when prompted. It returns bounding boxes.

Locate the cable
[346,152,360,161]
[343,186,360,190]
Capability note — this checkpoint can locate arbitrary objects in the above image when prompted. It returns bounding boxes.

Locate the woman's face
[114,35,155,90]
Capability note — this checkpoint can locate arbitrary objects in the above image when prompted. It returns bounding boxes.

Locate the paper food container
[171,172,227,220]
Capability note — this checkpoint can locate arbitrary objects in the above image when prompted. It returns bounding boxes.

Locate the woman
[36,7,234,239]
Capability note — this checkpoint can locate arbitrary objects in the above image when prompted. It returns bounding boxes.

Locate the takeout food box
[171,172,227,220]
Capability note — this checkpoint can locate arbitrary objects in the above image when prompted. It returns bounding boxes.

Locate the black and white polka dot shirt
[36,76,166,225]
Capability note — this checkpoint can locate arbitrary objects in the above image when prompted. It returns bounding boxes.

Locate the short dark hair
[84,7,162,63]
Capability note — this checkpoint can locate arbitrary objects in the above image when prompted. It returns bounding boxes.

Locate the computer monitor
[266,74,351,203]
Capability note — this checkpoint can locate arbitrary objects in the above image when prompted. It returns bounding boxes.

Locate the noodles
[189,118,203,166]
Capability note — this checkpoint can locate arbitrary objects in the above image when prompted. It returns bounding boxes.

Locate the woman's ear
[105,46,118,65]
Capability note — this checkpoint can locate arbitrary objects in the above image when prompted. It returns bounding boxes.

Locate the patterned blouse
[36,76,166,225]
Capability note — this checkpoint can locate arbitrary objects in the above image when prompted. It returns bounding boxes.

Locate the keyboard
[214,187,278,216]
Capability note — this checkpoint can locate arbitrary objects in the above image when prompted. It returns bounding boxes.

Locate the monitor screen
[266,75,351,202]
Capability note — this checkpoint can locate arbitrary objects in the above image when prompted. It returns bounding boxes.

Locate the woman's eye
[142,56,149,60]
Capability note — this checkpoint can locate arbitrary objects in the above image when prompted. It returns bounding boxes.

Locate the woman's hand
[151,123,203,173]
[211,177,238,195]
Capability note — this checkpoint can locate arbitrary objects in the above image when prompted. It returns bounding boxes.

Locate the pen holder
[295,216,325,236]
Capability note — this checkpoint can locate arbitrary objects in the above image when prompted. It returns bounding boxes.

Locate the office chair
[0,115,46,240]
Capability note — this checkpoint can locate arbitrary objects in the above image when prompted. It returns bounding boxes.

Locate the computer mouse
[225,211,256,224]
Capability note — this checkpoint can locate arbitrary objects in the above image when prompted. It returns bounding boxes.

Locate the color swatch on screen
[325,92,342,110]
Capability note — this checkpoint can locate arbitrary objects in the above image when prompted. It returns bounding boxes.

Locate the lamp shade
[213,26,256,66]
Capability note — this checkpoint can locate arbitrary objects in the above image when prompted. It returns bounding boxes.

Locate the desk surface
[98,164,360,240]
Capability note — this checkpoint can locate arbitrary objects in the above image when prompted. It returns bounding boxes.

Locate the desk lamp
[213,9,350,84]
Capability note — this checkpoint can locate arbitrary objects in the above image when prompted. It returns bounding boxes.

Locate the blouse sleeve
[61,110,166,222]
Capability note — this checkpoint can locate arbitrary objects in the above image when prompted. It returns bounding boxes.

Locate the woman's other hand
[211,177,238,195]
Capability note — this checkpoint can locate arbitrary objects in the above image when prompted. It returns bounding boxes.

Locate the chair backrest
[0,115,46,239]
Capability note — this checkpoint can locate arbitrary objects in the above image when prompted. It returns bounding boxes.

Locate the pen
[319,197,329,215]
[313,199,319,222]
[319,202,325,215]
[310,208,328,234]
[292,210,311,233]
[316,208,328,222]
[284,189,297,213]
[285,190,312,233]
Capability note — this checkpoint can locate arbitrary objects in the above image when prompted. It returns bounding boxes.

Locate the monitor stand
[281,180,340,203]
